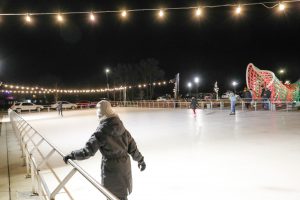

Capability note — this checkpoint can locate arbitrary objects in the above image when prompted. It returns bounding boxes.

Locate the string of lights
[0,0,298,23]
[0,81,169,94]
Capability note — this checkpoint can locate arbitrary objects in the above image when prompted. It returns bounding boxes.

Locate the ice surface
[18,108,300,200]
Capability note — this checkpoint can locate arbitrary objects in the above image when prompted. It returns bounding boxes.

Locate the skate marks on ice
[20,108,300,200]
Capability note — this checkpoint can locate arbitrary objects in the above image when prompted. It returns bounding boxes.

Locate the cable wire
[0,0,299,16]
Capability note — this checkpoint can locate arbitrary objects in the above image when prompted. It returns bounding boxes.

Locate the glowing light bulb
[121,10,127,17]
[278,3,285,11]
[158,10,164,17]
[195,8,202,16]
[90,13,95,21]
[57,14,63,22]
[235,5,242,14]
[25,14,31,22]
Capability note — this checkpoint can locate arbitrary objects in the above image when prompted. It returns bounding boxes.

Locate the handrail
[10,99,299,113]
[106,99,295,113]
[8,109,119,200]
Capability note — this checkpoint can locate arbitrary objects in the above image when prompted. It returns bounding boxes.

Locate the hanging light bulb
[235,5,242,15]
[89,12,95,21]
[158,9,164,18]
[278,3,285,11]
[57,14,63,22]
[25,13,31,23]
[121,10,127,17]
[195,8,202,17]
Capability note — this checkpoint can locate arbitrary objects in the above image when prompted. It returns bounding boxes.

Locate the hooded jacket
[190,98,198,109]
[71,116,144,197]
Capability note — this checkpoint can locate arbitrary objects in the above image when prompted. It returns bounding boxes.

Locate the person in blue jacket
[229,92,237,115]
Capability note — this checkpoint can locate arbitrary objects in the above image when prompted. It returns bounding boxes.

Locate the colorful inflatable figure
[246,63,300,102]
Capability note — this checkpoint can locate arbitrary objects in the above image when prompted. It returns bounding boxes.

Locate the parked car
[156,96,169,101]
[204,95,212,100]
[50,101,77,110]
[221,92,230,99]
[96,98,118,107]
[11,102,44,113]
[76,100,97,108]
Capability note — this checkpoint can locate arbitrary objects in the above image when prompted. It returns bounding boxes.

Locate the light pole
[232,81,238,94]
[105,68,110,99]
[194,77,199,98]
[214,81,219,100]
[187,82,192,97]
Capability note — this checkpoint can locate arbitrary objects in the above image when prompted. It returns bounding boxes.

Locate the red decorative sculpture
[246,63,300,102]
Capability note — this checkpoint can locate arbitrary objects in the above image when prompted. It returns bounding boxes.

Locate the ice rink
[17,108,300,200]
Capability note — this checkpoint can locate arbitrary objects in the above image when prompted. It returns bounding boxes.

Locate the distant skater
[243,88,252,110]
[57,101,63,117]
[262,87,271,110]
[190,97,198,115]
[229,92,236,115]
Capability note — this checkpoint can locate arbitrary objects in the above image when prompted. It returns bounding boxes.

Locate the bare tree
[38,75,62,102]
[108,58,165,100]
[138,58,165,99]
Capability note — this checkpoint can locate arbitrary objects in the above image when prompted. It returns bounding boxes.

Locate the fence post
[25,151,31,178]
[242,100,245,111]
[30,156,38,195]
[220,101,224,110]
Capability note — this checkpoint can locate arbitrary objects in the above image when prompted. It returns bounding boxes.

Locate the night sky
[0,0,300,93]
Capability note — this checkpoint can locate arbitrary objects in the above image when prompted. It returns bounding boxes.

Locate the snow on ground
[19,108,300,200]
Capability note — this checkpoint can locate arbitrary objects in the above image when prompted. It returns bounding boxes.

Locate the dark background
[0,0,300,94]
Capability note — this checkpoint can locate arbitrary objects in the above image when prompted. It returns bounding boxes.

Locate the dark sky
[0,0,300,93]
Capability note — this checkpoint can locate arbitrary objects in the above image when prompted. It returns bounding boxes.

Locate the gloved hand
[138,157,146,171]
[63,153,75,164]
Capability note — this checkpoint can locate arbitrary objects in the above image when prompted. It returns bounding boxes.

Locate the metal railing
[8,109,119,200]
[10,99,299,114]
[109,99,299,112]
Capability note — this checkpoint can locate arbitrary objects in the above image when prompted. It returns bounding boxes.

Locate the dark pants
[245,102,251,109]
[58,109,63,116]
[262,99,269,110]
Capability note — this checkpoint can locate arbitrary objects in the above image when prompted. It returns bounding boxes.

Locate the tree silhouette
[110,58,165,100]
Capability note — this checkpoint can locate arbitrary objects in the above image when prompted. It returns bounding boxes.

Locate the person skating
[229,92,237,115]
[243,88,252,110]
[63,100,146,200]
[262,87,271,110]
[190,97,198,115]
[57,101,63,117]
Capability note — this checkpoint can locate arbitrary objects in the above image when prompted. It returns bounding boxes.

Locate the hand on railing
[63,153,75,164]
[138,157,146,171]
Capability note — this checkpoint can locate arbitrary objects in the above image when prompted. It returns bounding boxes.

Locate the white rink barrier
[8,109,119,200]
[107,100,299,112]
[11,99,299,113]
